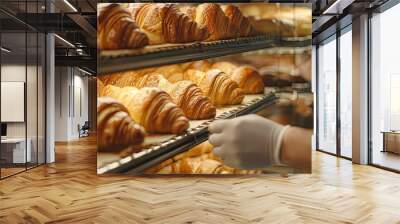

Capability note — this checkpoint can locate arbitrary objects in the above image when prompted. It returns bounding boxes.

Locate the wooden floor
[1,137,400,224]
[373,150,400,171]
[1,167,26,178]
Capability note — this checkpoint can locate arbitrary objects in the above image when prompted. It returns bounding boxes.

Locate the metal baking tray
[98,36,311,74]
[97,93,278,174]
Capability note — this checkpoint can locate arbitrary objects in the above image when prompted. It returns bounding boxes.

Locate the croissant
[97,97,145,152]
[102,73,216,120]
[181,3,237,41]
[145,141,263,174]
[132,3,209,45]
[97,79,105,97]
[97,4,149,50]
[153,64,184,83]
[180,60,212,72]
[222,5,256,37]
[102,85,189,134]
[155,65,244,105]
[212,61,264,94]
[182,69,244,105]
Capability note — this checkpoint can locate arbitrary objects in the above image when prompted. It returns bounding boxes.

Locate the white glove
[208,114,289,170]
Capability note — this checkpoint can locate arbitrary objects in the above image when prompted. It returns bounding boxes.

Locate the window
[317,36,337,154]
[371,3,400,171]
[0,1,47,179]
[339,28,352,158]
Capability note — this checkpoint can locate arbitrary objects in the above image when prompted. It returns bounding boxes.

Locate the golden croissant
[180,60,212,72]
[153,64,184,83]
[212,61,264,94]
[180,3,238,41]
[101,73,216,120]
[98,4,149,50]
[97,97,145,152]
[221,5,257,37]
[156,65,244,105]
[97,79,105,97]
[145,141,262,174]
[132,3,209,45]
[102,85,189,134]
[182,69,244,105]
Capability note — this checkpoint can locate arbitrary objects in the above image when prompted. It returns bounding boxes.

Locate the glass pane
[38,32,45,165]
[340,29,352,158]
[1,31,27,177]
[312,45,317,151]
[371,5,400,171]
[317,37,337,154]
[26,0,40,169]
[27,31,38,169]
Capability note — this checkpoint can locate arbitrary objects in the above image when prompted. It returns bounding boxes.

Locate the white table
[1,138,31,163]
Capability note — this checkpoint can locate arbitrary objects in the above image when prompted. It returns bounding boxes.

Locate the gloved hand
[208,114,289,170]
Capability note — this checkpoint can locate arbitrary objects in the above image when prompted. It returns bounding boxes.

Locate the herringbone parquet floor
[1,136,400,224]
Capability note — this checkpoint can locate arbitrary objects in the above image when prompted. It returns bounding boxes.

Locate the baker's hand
[208,114,289,170]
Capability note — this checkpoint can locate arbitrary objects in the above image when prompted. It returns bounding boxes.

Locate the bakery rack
[98,93,277,174]
[98,35,311,74]
[97,35,311,174]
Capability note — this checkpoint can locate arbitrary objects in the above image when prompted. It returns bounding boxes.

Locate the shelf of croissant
[98,36,311,75]
[97,92,277,174]
[97,3,312,74]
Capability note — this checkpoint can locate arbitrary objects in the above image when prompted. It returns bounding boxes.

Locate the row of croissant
[144,141,261,174]
[98,3,310,50]
[97,60,264,152]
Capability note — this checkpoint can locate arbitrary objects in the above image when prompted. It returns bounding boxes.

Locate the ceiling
[311,0,391,41]
[0,0,96,73]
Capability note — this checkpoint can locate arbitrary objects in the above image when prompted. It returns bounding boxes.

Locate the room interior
[0,0,96,179]
[0,0,399,222]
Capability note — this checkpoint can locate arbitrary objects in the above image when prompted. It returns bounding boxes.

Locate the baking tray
[98,35,311,74]
[97,92,278,174]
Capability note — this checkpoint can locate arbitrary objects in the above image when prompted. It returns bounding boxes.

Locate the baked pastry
[132,3,209,45]
[97,97,145,152]
[97,4,149,50]
[145,141,263,174]
[182,69,244,105]
[238,4,310,37]
[221,5,256,37]
[97,79,105,97]
[181,3,237,41]
[153,64,185,83]
[276,6,311,37]
[250,17,294,37]
[155,65,244,105]
[102,85,189,134]
[138,74,216,120]
[180,60,212,72]
[212,61,264,94]
[102,73,216,120]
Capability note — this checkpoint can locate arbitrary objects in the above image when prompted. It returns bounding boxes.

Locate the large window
[339,28,352,158]
[317,36,337,154]
[317,27,353,158]
[0,1,46,179]
[371,3,400,171]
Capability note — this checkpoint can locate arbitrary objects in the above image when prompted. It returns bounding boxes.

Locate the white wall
[54,67,89,141]
[73,73,89,137]
[55,66,70,141]
[1,63,46,164]
[1,65,29,138]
